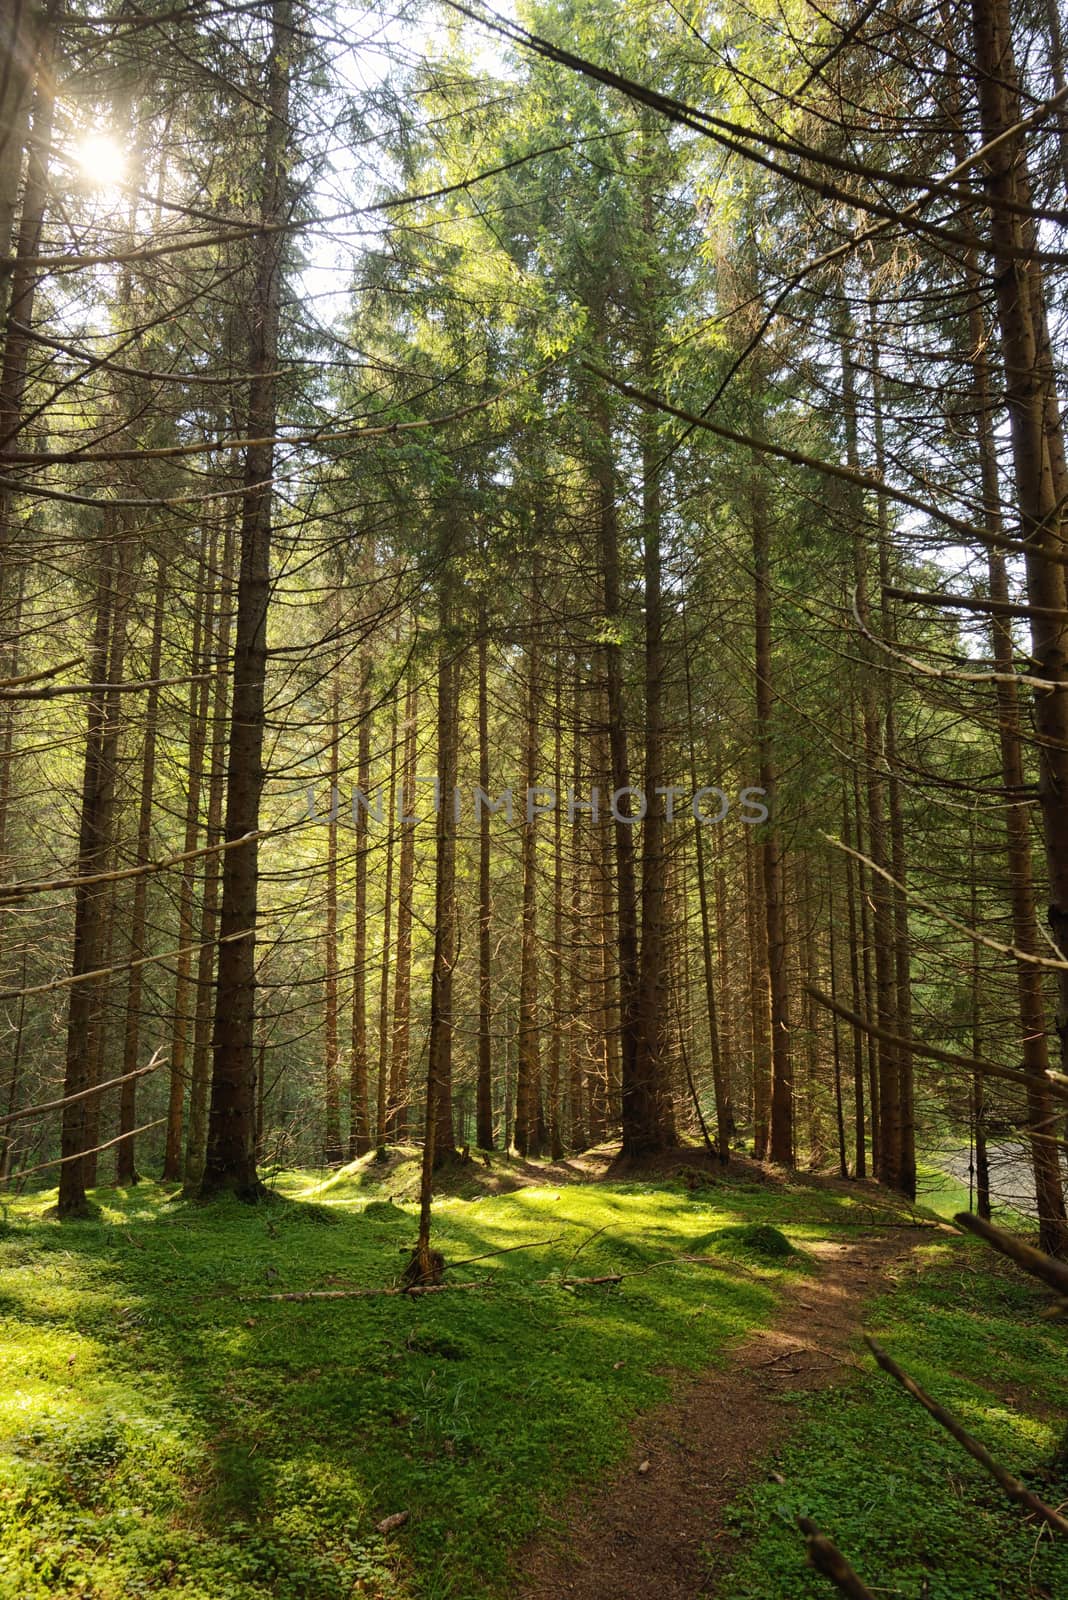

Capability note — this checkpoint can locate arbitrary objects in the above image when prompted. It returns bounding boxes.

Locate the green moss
[706,1222,799,1259]
[713,1244,1068,1600]
[1,1168,1057,1600]
[0,1170,794,1599]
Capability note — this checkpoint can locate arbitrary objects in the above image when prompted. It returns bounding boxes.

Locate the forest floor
[517,1225,924,1600]
[0,1149,1065,1600]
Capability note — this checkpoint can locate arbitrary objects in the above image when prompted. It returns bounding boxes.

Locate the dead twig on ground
[865,1338,1068,1536]
[798,1517,878,1599]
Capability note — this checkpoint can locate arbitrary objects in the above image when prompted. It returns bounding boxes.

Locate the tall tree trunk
[684,629,730,1162]
[427,592,459,1170]
[201,0,290,1199]
[746,825,772,1158]
[515,610,542,1156]
[0,0,58,608]
[713,825,737,1145]
[58,530,123,1217]
[568,661,589,1151]
[376,686,398,1147]
[548,652,565,1160]
[591,391,641,1150]
[969,809,992,1221]
[185,515,235,1189]
[0,0,43,329]
[388,674,417,1141]
[751,481,793,1165]
[869,317,915,1199]
[968,0,1068,1104]
[947,28,1068,1250]
[632,380,677,1154]
[349,660,372,1157]
[851,758,881,1173]
[476,616,494,1149]
[842,788,867,1178]
[829,913,849,1179]
[116,554,166,1184]
[841,329,901,1190]
[323,646,342,1162]
[164,547,212,1180]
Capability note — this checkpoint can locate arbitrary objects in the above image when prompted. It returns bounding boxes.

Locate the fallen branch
[798,1517,877,1600]
[246,1281,486,1302]
[953,1211,1068,1298]
[560,1223,611,1277]
[437,1235,564,1271]
[865,1338,1068,1536]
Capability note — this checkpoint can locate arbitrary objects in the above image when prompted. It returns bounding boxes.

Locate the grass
[0,1154,1063,1600]
[713,1240,1068,1600]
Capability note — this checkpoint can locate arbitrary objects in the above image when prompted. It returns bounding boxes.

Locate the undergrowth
[714,1242,1068,1600]
[0,1155,1061,1599]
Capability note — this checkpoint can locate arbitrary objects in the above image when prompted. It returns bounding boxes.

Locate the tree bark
[388,673,417,1141]
[58,531,124,1217]
[116,554,166,1184]
[751,480,793,1165]
[376,685,398,1147]
[185,515,235,1189]
[968,0,1068,1097]
[476,615,495,1149]
[427,585,459,1169]
[201,0,291,1200]
[349,658,372,1158]
[515,603,543,1156]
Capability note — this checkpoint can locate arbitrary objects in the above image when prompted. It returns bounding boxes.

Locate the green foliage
[714,1244,1068,1600]
[0,1166,846,1599]
[2,1172,1061,1599]
[704,1222,801,1261]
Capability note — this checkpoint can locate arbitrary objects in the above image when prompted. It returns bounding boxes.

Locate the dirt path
[517,1226,937,1600]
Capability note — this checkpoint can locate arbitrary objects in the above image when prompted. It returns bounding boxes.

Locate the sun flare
[74,132,127,189]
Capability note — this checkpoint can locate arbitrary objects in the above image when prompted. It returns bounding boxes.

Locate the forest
[0,0,1067,1596]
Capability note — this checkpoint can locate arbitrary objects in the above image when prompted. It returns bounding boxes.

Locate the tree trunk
[746,825,772,1158]
[349,659,372,1158]
[200,0,290,1200]
[568,661,589,1151]
[323,646,342,1163]
[0,0,43,331]
[751,481,793,1165]
[388,674,418,1141]
[968,0,1068,1105]
[58,531,123,1217]
[515,607,542,1156]
[591,392,641,1151]
[116,554,166,1184]
[684,628,730,1162]
[376,686,398,1147]
[164,549,212,1180]
[427,591,459,1170]
[842,789,867,1179]
[476,616,495,1149]
[549,652,565,1160]
[869,317,915,1200]
[185,513,235,1189]
[841,329,901,1190]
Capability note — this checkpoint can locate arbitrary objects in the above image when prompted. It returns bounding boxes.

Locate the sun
[74,132,127,189]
